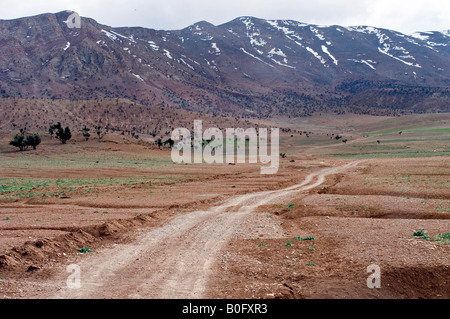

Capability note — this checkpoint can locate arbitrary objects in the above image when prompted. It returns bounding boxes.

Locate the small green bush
[78,247,93,253]
[294,236,315,241]
[413,229,430,240]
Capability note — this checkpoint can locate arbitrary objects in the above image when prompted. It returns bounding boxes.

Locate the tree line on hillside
[8,121,172,151]
[8,122,111,151]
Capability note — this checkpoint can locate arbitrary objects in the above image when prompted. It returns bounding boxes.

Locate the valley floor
[0,113,449,299]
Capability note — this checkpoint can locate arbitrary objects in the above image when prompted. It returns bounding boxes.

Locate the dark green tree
[156,138,163,150]
[50,122,71,144]
[56,126,72,144]
[163,138,174,148]
[9,129,41,151]
[26,134,41,150]
[9,133,26,151]
[82,126,91,141]
[49,122,61,137]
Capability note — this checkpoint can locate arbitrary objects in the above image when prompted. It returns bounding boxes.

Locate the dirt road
[48,161,362,299]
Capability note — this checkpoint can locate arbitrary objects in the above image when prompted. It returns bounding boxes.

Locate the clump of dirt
[382,265,450,298]
[0,214,156,275]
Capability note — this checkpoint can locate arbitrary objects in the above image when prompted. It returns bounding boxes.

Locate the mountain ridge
[0,10,448,118]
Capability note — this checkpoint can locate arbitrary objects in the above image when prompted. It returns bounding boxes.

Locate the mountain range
[0,10,449,118]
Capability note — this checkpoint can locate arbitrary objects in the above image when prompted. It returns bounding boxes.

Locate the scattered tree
[156,138,163,149]
[163,138,175,148]
[82,126,91,141]
[9,128,41,151]
[94,125,106,140]
[48,123,57,137]
[50,123,72,144]
[9,133,26,151]
[26,134,41,150]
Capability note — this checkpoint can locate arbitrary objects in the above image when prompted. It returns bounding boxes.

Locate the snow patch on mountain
[241,17,267,47]
[346,27,424,67]
[348,59,376,70]
[148,41,159,51]
[179,58,195,70]
[347,26,390,45]
[378,46,421,68]
[101,29,118,41]
[210,42,221,55]
[110,30,136,43]
[268,48,287,58]
[426,41,448,47]
[266,20,304,47]
[271,58,296,69]
[410,32,430,41]
[310,26,326,41]
[306,47,327,65]
[321,45,338,65]
[211,42,220,52]
[163,49,173,59]
[240,48,274,67]
[266,20,294,36]
[131,72,144,82]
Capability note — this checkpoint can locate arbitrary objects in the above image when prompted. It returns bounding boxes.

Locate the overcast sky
[1,0,449,34]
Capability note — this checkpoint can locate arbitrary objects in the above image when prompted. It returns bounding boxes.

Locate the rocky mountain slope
[0,11,449,118]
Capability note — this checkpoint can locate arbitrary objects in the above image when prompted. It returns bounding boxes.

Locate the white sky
[0,0,449,34]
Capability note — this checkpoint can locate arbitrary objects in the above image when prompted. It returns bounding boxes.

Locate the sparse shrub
[78,247,93,253]
[281,203,295,210]
[413,229,429,240]
[434,232,450,242]
[294,236,315,241]
[94,125,106,139]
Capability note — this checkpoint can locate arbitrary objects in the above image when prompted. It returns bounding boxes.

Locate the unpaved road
[47,161,362,299]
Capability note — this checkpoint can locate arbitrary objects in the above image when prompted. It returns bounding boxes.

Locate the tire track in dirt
[51,160,363,299]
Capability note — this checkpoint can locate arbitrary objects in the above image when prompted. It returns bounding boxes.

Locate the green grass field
[279,115,450,159]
